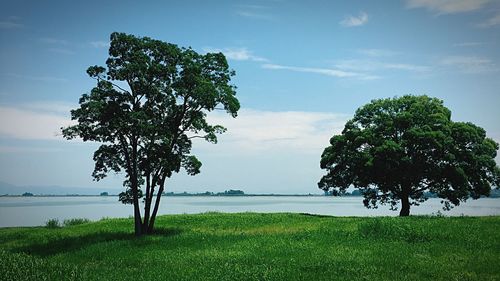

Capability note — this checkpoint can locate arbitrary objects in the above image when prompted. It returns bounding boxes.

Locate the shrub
[63,218,91,227]
[45,219,61,229]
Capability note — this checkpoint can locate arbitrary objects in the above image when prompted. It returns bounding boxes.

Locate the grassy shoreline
[1,213,499,280]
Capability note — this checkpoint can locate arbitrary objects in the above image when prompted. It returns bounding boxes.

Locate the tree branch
[92,75,131,94]
[188,135,207,140]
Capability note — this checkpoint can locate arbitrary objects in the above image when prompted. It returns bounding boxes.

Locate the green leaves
[182,156,202,176]
[92,145,123,181]
[86,66,106,78]
[119,188,143,205]
[319,95,500,215]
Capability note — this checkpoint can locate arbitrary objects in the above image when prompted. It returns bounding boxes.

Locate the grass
[0,213,499,281]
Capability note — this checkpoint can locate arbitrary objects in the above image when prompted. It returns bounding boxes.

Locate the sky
[0,0,499,194]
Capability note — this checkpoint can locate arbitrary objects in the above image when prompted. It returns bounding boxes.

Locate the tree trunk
[147,177,166,234]
[399,195,410,216]
[147,190,163,234]
[131,175,143,236]
[142,174,152,230]
[130,139,143,236]
[133,200,143,236]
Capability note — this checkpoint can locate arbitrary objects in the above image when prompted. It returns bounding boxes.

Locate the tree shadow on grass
[13,227,182,257]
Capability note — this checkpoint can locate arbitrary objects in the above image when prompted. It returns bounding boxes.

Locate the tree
[218,189,244,196]
[63,33,239,235]
[319,95,500,216]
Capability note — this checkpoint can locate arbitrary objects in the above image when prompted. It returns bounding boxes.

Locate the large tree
[63,33,239,235]
[319,95,500,216]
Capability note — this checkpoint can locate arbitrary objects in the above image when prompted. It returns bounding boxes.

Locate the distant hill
[0,181,120,196]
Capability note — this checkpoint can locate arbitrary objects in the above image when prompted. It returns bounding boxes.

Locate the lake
[1,196,499,227]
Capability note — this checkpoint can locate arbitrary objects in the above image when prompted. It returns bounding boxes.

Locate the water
[0,196,499,227]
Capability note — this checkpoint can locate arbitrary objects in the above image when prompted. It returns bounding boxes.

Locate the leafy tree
[319,95,500,216]
[63,33,239,235]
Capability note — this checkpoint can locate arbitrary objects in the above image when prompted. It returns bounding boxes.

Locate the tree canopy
[63,32,239,235]
[319,95,500,216]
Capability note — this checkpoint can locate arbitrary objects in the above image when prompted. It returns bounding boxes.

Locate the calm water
[1,196,499,227]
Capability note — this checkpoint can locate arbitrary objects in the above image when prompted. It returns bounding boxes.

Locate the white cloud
[477,12,500,27]
[384,63,430,72]
[203,47,268,62]
[334,59,430,72]
[327,52,430,78]
[235,5,274,20]
[235,4,269,10]
[0,17,23,29]
[38,38,75,54]
[0,106,74,140]
[357,49,398,57]
[48,48,74,55]
[199,109,349,154]
[340,12,369,27]
[90,41,109,48]
[20,101,76,115]
[40,38,68,45]
[406,0,491,14]
[0,21,23,29]
[453,42,484,47]
[262,63,379,80]
[0,103,350,155]
[440,55,497,73]
[2,73,68,83]
[236,11,274,20]
[0,146,62,153]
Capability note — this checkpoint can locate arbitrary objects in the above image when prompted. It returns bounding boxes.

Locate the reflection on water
[0,196,499,227]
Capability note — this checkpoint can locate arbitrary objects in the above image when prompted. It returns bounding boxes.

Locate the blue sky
[1,0,499,194]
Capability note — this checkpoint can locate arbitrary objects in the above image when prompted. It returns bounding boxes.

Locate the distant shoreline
[2,193,499,198]
[0,194,333,198]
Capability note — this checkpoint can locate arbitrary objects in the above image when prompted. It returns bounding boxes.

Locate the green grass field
[1,213,499,281]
